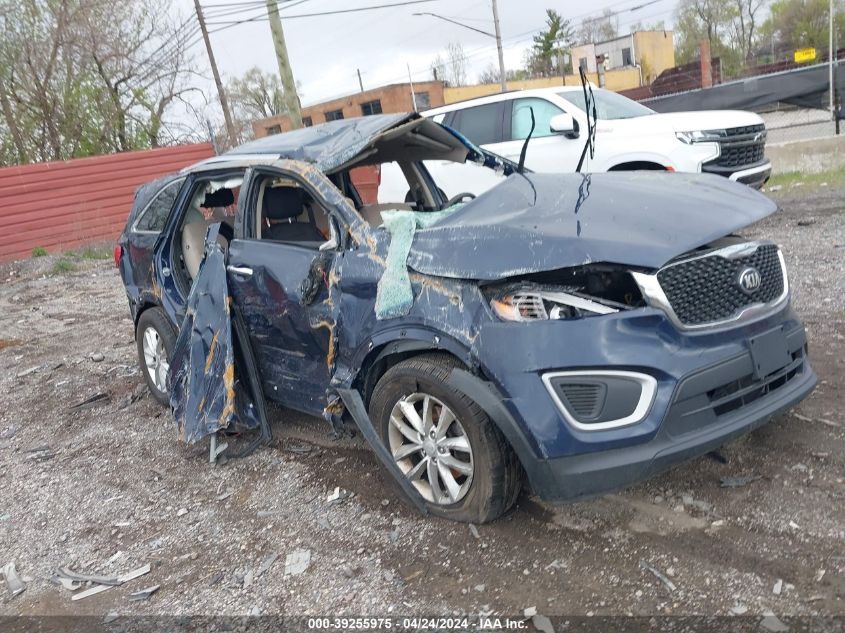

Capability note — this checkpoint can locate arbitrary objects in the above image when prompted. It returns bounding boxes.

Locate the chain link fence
[756,103,840,145]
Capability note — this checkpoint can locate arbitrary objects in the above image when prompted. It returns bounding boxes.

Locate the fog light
[542,370,657,431]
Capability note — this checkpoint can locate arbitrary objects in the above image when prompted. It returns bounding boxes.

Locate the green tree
[227,67,286,121]
[525,9,575,77]
[760,0,845,60]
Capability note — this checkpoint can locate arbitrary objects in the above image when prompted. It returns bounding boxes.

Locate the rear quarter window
[134,179,183,233]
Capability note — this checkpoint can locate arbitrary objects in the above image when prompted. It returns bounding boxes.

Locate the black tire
[135,307,177,407]
[369,353,522,523]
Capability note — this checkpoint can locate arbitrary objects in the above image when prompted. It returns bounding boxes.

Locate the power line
[205,0,444,28]
[203,0,310,20]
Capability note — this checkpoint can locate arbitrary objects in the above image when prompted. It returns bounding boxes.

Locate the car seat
[263,187,325,242]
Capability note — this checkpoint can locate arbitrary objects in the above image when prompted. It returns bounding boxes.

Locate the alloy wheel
[142,327,169,393]
[387,392,474,505]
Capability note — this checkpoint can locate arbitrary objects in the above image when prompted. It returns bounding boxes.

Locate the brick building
[253,80,445,138]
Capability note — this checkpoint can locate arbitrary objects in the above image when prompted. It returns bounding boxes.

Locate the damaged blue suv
[117,112,816,523]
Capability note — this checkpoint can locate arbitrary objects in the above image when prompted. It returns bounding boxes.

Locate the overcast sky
[175,0,678,121]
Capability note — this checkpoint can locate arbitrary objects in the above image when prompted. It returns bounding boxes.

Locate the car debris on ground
[128,585,160,602]
[2,562,26,598]
[51,564,151,601]
[719,474,763,488]
[284,550,312,576]
[639,560,677,593]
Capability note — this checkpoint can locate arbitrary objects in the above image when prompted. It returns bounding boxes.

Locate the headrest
[264,187,305,220]
[202,188,234,208]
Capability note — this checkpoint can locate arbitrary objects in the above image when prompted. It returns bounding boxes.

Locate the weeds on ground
[51,259,77,275]
[767,168,845,191]
[32,247,48,257]
[78,246,112,260]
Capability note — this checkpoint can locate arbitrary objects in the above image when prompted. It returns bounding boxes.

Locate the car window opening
[255,177,332,246]
[179,177,241,281]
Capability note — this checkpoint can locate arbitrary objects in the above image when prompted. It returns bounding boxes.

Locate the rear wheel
[369,353,522,523]
[136,307,176,407]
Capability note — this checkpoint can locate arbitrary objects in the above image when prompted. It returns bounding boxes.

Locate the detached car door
[226,167,340,415]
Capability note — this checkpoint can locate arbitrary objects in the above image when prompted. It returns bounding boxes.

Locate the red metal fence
[0,144,214,263]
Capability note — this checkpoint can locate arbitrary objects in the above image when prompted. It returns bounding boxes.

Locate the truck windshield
[558,89,654,120]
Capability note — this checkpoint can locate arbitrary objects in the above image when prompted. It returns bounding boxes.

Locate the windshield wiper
[517,106,535,174]
[576,66,597,173]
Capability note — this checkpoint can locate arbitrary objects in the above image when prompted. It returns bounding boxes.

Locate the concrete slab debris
[284,549,311,576]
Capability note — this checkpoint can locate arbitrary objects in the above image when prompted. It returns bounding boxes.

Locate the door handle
[226,265,253,277]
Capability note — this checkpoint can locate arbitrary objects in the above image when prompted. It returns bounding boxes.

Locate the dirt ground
[0,183,843,624]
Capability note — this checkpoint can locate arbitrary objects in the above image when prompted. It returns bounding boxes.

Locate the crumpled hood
[405,171,778,280]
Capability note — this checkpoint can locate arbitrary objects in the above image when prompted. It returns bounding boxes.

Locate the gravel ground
[0,183,843,623]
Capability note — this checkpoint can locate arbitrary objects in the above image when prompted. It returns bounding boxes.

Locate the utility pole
[491,0,507,91]
[194,0,237,147]
[266,0,302,129]
[407,63,418,112]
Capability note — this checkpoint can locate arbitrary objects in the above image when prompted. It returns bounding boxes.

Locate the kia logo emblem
[737,267,762,294]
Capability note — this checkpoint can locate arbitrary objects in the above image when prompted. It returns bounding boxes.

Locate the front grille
[657,243,785,326]
[708,124,766,169]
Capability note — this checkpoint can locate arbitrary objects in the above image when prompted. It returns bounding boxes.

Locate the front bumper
[472,305,815,502]
[702,159,772,189]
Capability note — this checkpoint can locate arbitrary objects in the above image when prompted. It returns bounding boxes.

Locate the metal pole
[407,63,418,112]
[194,0,237,147]
[830,0,835,119]
[492,0,507,92]
[558,42,565,85]
[357,69,364,92]
[266,0,302,129]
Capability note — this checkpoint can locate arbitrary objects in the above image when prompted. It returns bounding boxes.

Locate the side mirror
[550,113,578,138]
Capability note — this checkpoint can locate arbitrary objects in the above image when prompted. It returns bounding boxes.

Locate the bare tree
[430,42,468,86]
[0,0,201,165]
[729,0,766,62]
[578,8,619,44]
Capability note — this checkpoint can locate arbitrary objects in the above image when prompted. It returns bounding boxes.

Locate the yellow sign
[794,48,817,63]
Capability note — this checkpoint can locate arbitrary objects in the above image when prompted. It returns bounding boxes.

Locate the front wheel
[369,354,522,523]
[136,307,176,407]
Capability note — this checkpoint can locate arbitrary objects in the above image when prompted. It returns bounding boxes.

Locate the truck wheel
[369,353,522,523]
[136,307,176,407]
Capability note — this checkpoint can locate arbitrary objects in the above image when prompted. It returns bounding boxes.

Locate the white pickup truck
[422,86,771,189]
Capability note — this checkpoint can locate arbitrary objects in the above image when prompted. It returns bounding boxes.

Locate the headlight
[491,290,619,322]
[675,130,724,144]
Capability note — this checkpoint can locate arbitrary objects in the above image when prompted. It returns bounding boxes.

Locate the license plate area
[748,326,791,380]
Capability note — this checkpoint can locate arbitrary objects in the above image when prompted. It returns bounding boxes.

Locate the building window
[579,57,588,71]
[360,100,383,116]
[266,124,282,135]
[302,116,313,127]
[325,109,344,121]
[416,91,431,110]
[622,47,632,66]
